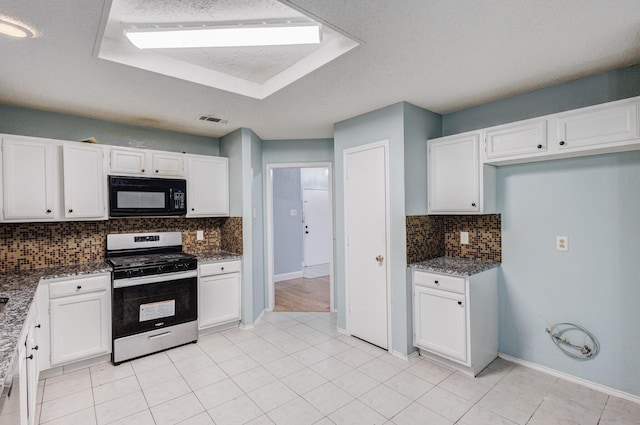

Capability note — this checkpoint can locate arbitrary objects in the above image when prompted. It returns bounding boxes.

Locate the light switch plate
[460,231,469,245]
[556,236,568,251]
[290,209,297,216]
[196,230,204,241]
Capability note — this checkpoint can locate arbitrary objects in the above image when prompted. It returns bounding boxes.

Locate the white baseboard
[498,352,640,404]
[337,326,348,335]
[392,349,419,361]
[274,271,303,282]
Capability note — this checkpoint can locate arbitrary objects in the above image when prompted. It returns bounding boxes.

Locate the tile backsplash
[443,214,501,263]
[406,216,445,264]
[0,217,243,273]
[406,214,501,264]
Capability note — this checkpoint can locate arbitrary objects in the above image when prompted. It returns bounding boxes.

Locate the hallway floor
[36,312,639,425]
[274,276,330,312]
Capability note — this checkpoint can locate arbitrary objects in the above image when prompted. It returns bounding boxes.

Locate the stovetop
[107,252,196,269]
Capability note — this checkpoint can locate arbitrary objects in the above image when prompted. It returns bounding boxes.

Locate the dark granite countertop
[191,251,242,263]
[411,256,500,277]
[0,262,111,395]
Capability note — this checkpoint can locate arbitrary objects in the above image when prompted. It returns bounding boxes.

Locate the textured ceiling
[0,0,639,140]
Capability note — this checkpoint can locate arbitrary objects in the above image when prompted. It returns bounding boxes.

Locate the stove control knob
[157,266,164,273]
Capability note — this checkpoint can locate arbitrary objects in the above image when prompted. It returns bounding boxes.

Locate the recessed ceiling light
[0,17,35,38]
[125,22,321,49]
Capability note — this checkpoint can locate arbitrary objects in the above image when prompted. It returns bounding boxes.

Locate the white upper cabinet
[1,136,59,221]
[109,147,147,175]
[428,132,495,214]
[484,118,547,162]
[151,151,184,177]
[62,143,107,220]
[482,96,640,165]
[553,97,639,152]
[186,154,229,217]
[109,147,185,177]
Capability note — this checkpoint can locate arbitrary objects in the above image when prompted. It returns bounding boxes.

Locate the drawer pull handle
[434,280,439,285]
[537,144,543,149]
[35,324,41,328]
[559,141,566,146]
[221,267,224,271]
[76,285,82,290]
[149,331,171,340]
[27,354,33,360]
[46,209,52,214]
[32,345,39,351]
[141,169,145,173]
[458,301,463,306]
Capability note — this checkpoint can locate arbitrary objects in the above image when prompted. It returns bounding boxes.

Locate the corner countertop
[411,256,500,277]
[0,262,111,395]
[190,251,242,263]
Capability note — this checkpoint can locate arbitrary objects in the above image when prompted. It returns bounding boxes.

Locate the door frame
[265,162,334,312]
[343,140,392,352]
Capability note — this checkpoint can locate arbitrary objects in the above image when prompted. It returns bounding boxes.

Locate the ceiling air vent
[198,115,227,124]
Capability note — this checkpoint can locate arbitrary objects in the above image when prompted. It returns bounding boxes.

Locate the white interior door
[303,188,330,267]
[345,141,389,349]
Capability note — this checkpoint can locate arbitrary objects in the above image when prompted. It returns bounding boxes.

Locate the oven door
[112,272,197,339]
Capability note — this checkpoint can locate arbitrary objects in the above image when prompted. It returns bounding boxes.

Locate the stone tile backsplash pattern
[0,217,243,273]
[406,214,501,264]
[443,214,502,263]
[406,216,445,264]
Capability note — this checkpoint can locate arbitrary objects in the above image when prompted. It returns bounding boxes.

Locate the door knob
[376,255,384,263]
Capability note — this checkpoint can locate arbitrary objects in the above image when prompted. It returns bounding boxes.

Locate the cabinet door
[485,119,547,161]
[414,286,467,363]
[198,272,241,329]
[2,137,58,220]
[109,147,147,175]
[49,288,110,366]
[428,133,480,213]
[62,143,107,219]
[556,99,639,151]
[151,152,184,177]
[187,155,229,217]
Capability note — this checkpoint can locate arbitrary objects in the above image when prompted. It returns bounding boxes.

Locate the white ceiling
[0,0,639,140]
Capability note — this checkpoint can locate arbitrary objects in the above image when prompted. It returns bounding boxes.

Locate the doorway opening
[266,163,334,312]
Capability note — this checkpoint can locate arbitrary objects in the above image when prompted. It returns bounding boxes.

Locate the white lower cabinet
[41,273,111,368]
[413,267,497,376]
[414,286,467,362]
[198,260,241,330]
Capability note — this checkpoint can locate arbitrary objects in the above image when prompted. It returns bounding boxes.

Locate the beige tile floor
[36,312,640,425]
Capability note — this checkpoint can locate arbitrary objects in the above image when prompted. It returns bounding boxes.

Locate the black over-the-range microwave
[108,176,187,217]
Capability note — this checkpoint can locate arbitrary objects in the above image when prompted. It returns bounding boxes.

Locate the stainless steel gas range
[106,232,198,364]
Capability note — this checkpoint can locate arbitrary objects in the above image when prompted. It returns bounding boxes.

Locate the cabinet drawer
[200,260,241,276]
[49,275,110,299]
[414,271,465,294]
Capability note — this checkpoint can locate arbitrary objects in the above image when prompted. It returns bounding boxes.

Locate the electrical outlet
[290,209,297,216]
[556,236,568,251]
[460,231,469,245]
[196,230,204,241]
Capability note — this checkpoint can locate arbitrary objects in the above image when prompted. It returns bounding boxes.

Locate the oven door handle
[113,270,197,288]
[149,331,171,340]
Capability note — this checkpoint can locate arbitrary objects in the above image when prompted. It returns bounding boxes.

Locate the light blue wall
[0,104,219,155]
[497,152,640,396]
[443,65,640,396]
[250,130,266,321]
[403,103,442,215]
[334,102,410,353]
[273,168,304,276]
[443,65,640,136]
[262,139,334,165]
